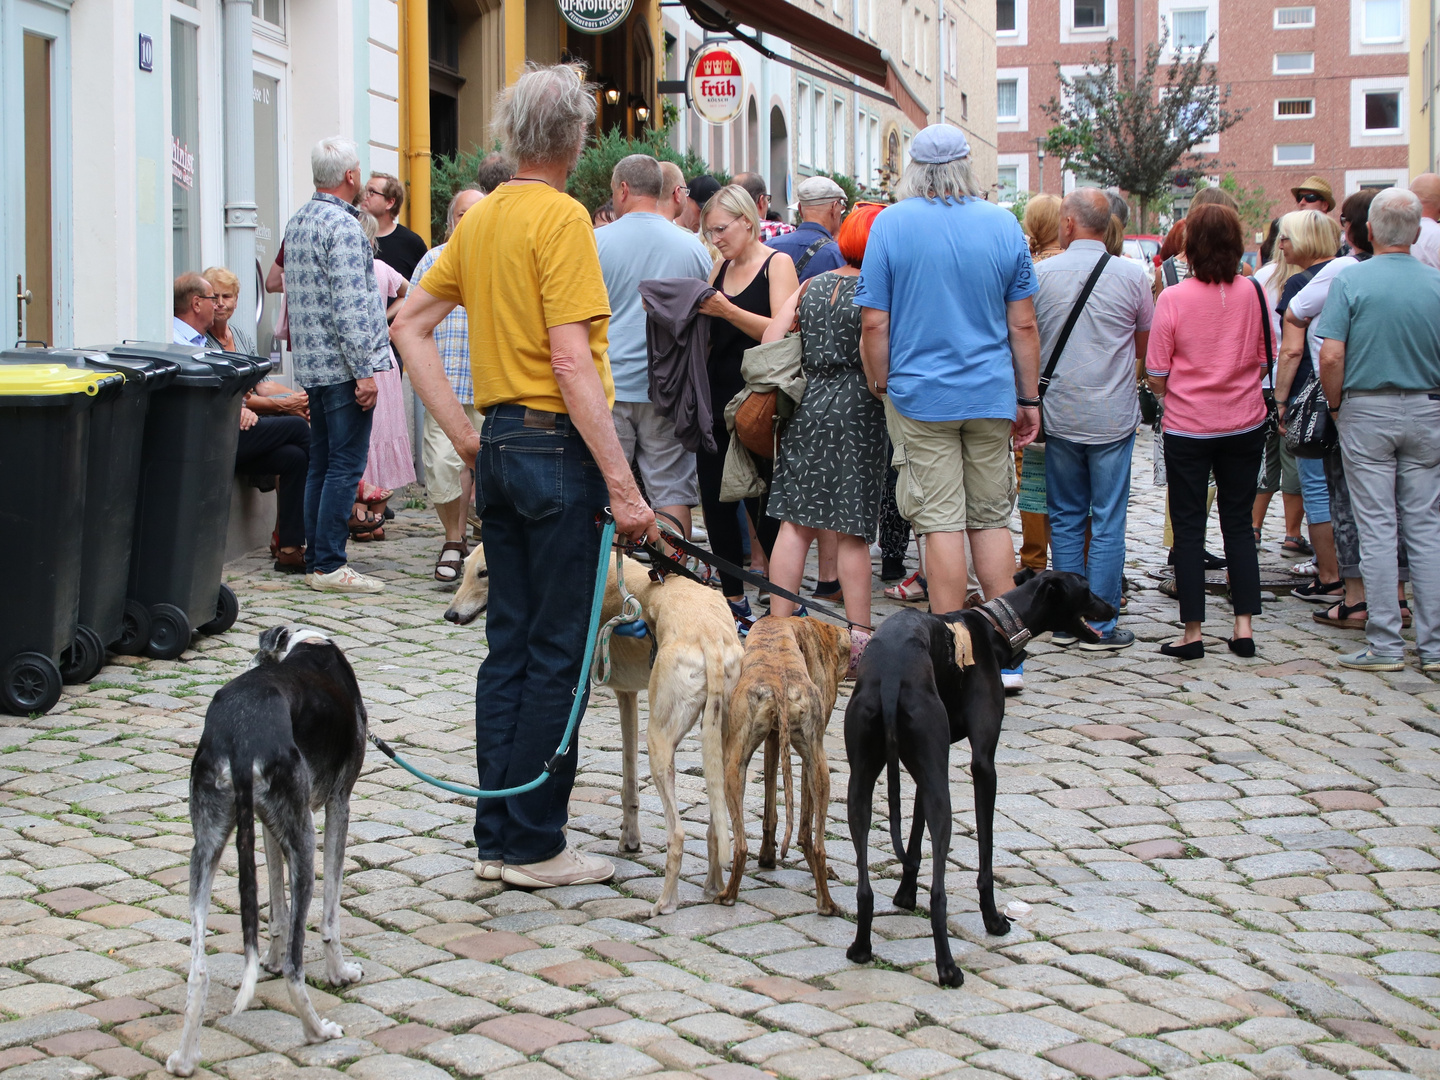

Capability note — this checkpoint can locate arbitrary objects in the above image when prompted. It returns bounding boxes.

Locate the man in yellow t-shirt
[394,64,656,891]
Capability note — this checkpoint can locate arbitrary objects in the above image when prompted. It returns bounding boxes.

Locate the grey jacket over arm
[640,277,718,455]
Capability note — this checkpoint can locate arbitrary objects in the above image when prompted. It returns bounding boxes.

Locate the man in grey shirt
[1036,187,1154,651]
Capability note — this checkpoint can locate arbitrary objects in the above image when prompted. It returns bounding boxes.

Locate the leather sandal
[1314,600,1367,629]
[435,540,468,582]
[1281,535,1314,555]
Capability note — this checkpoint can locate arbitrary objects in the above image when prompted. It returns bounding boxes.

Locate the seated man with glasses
[172,273,218,346]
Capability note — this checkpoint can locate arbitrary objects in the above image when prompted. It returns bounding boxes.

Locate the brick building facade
[994,0,1410,239]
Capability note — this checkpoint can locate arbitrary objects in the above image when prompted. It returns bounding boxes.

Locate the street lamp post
[1034,137,1046,194]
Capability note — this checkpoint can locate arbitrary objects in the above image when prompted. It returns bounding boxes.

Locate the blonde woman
[1016,193,1064,573]
[696,184,799,624]
[201,266,256,355]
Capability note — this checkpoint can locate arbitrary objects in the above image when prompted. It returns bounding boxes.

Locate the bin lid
[0,347,179,390]
[88,342,250,388]
[0,364,125,401]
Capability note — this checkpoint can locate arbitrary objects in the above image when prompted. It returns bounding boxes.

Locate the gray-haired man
[282,136,391,594]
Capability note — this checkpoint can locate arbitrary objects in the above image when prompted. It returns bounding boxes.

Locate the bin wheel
[146,604,192,661]
[197,584,239,636]
[115,601,151,656]
[60,626,106,685]
[0,653,62,716]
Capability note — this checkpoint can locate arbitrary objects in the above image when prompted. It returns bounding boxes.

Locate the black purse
[1284,377,1338,458]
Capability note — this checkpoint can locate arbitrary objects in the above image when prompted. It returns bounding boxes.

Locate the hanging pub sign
[688,43,744,124]
[558,0,632,34]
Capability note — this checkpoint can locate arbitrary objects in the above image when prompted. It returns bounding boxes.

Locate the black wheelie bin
[0,347,181,682]
[88,343,271,660]
[0,364,126,714]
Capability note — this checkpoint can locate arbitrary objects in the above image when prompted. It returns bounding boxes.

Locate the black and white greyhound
[843,569,1116,988]
[168,627,367,1077]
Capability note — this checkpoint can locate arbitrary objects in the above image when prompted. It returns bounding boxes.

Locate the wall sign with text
[557,0,633,34]
[688,44,744,124]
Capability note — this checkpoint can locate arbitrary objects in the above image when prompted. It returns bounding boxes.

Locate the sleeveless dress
[362,259,416,490]
[768,272,886,541]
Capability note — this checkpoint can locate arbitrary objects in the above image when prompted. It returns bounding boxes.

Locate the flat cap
[795,175,847,204]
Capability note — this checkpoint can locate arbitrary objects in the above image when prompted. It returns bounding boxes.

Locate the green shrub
[566,129,721,214]
[429,142,501,240]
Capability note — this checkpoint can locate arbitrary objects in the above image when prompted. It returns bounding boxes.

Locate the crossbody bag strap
[1249,276,1275,389]
[793,234,834,276]
[1039,253,1111,398]
[1162,256,1179,287]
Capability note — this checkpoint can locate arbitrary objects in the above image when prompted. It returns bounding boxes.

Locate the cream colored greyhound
[445,546,742,914]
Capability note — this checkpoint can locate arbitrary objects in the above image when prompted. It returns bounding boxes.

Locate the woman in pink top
[1146,204,1271,660]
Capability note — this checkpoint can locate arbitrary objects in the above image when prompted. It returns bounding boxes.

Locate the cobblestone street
[3,443,1439,1080]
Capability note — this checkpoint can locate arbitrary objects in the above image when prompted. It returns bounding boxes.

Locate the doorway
[2,0,71,347]
[769,106,788,209]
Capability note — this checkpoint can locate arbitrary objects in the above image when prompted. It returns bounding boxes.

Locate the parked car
[1123,234,1163,268]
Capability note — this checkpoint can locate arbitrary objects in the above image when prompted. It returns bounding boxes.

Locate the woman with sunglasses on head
[695,184,800,626]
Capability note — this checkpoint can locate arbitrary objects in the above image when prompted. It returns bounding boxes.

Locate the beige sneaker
[501,848,614,888]
[474,859,503,881]
[307,565,384,593]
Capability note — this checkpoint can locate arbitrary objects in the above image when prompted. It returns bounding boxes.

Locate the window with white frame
[1170,8,1207,48]
[920,12,931,76]
[1364,89,1401,131]
[1275,97,1315,117]
[255,0,284,29]
[946,17,958,76]
[997,79,1019,122]
[1274,5,1314,26]
[1274,51,1315,72]
[868,113,881,186]
[997,166,1019,203]
[832,98,844,172]
[813,86,828,170]
[797,81,813,167]
[1073,0,1104,27]
[998,0,1016,32]
[1362,0,1403,42]
[1274,142,1315,164]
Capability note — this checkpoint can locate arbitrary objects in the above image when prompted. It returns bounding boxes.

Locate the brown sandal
[1314,600,1367,629]
[348,508,383,534]
[435,540,468,582]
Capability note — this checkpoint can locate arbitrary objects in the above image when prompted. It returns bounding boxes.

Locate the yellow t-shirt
[420,182,613,413]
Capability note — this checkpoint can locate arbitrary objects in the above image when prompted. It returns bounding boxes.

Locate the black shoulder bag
[1036,253,1111,443]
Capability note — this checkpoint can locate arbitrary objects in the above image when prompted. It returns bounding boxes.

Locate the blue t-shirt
[766,221,846,283]
[854,196,1037,422]
[596,212,712,402]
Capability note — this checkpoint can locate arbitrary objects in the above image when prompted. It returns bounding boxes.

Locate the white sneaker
[501,847,615,888]
[307,565,385,593]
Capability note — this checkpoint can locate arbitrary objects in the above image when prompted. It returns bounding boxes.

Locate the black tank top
[709,252,777,411]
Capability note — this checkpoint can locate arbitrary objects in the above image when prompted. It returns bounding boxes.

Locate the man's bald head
[1061,187,1113,246]
[1412,173,1440,220]
[658,161,686,222]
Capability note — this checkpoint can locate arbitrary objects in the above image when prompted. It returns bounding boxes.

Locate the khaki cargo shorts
[884,397,1016,533]
[421,404,484,505]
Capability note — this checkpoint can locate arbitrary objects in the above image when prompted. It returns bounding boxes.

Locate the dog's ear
[1014,567,1038,586]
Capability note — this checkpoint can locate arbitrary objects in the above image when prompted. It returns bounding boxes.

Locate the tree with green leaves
[1040,32,1247,232]
[566,128,718,215]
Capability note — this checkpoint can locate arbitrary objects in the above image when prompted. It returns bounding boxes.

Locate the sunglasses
[1297,192,1326,204]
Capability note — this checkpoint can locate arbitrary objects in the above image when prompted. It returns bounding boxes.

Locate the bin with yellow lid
[0,364,125,715]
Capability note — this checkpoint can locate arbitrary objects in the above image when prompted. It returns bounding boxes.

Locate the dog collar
[977,597,1031,656]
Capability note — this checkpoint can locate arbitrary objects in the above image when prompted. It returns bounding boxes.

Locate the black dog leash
[640,525,873,632]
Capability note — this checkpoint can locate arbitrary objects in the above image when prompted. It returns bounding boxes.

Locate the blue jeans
[1296,455,1330,525]
[302,381,373,575]
[1044,433,1135,635]
[472,405,609,865]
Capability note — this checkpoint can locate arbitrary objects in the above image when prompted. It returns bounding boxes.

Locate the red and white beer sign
[688,44,744,125]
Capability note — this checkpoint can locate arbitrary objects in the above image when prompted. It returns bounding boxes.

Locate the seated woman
[762,202,887,664]
[236,379,311,572]
[202,266,255,354]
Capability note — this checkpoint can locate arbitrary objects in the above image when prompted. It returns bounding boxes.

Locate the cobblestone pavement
[4,443,1440,1080]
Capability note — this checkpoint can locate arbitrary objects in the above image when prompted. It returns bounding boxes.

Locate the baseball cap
[795,176,847,205]
[909,125,971,164]
[687,175,722,208]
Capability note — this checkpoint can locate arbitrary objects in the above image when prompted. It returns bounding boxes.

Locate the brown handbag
[735,389,779,457]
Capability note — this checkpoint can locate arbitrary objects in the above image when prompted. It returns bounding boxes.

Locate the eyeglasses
[677,186,689,197]
[1278,235,1291,243]
[705,218,746,242]
[366,187,387,198]
[198,294,218,302]
[1297,192,1326,205]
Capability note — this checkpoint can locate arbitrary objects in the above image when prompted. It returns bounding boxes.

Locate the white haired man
[1316,187,1440,673]
[856,124,1040,690]
[394,64,657,889]
[281,136,391,594]
[408,186,485,581]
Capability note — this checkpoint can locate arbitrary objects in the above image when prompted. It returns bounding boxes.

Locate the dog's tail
[231,758,262,1015]
[881,670,910,868]
[778,684,806,862]
[700,646,731,868]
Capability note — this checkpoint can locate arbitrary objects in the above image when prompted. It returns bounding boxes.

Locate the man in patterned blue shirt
[282,136,392,594]
[410,185,485,582]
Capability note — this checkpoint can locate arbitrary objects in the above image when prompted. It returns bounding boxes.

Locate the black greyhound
[844,570,1116,987]
[168,627,368,1076]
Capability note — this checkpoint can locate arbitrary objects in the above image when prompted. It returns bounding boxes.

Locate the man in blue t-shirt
[765,176,848,283]
[855,124,1041,629]
[597,155,713,538]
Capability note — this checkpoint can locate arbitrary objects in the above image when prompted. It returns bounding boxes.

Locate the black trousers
[1164,427,1264,624]
[236,415,310,549]
[695,417,779,597]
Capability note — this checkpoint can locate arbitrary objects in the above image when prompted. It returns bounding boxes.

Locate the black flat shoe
[1227,637,1256,658]
[1160,640,1205,660]
[1203,550,1227,570]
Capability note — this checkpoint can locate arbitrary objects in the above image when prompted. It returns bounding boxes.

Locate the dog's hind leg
[971,730,1011,938]
[618,691,642,854]
[261,824,287,974]
[166,810,229,1077]
[918,775,963,988]
[891,806,927,912]
[843,753,884,965]
[321,792,363,987]
[802,746,838,916]
[757,727,780,869]
[646,717,686,917]
[281,808,343,1043]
